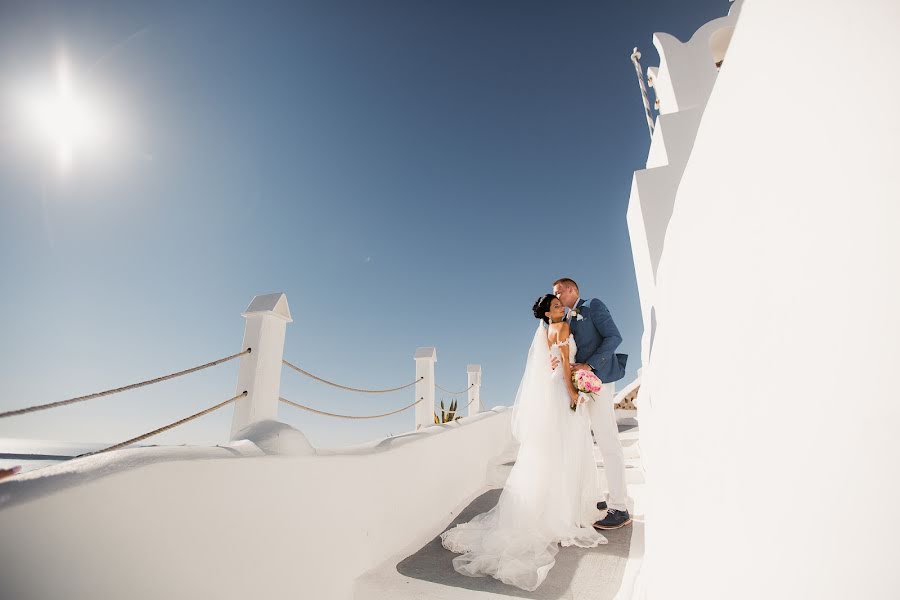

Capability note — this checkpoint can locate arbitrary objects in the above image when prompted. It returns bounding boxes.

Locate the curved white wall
[0,409,512,600]
[639,0,900,597]
[627,2,742,379]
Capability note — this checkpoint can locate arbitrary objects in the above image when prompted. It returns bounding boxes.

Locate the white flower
[569,308,585,321]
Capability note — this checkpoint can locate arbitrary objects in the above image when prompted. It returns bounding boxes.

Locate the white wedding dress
[440,324,606,591]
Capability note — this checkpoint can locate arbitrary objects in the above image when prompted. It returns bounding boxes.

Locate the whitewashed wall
[636,0,900,597]
[0,408,512,600]
[627,2,742,378]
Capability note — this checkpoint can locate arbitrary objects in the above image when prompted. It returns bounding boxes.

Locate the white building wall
[638,0,900,597]
[626,2,742,464]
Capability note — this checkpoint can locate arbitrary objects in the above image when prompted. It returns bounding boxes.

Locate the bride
[441,293,606,591]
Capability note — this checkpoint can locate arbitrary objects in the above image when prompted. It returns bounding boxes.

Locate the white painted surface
[466,364,482,416]
[630,0,900,597]
[627,2,742,381]
[229,293,292,439]
[0,408,512,600]
[232,419,316,456]
[414,347,436,430]
[651,2,742,116]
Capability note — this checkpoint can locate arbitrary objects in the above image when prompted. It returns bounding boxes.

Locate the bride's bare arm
[555,324,580,406]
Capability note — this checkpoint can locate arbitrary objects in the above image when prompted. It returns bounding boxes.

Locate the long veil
[441,322,605,591]
[510,323,553,445]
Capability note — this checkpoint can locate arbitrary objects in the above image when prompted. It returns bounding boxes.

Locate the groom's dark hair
[553,277,579,291]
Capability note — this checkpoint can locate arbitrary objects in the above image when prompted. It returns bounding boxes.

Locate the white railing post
[414,347,436,430]
[466,364,482,416]
[230,292,293,440]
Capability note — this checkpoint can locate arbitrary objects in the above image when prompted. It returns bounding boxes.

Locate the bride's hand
[568,389,580,408]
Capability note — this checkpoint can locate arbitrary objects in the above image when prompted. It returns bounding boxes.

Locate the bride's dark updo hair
[532,294,556,324]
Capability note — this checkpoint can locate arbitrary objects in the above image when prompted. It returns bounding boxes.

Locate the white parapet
[0,408,513,600]
[230,293,292,440]
[414,347,436,430]
[466,364,482,416]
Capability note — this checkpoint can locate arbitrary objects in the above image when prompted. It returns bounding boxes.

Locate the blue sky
[0,0,730,448]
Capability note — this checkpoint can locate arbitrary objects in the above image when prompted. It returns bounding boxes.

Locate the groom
[552,277,632,530]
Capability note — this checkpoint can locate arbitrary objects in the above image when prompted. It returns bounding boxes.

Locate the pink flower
[572,370,602,394]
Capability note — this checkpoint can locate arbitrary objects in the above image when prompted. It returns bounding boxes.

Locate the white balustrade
[230,292,292,440]
[414,347,436,430]
[230,296,479,435]
[466,364,482,416]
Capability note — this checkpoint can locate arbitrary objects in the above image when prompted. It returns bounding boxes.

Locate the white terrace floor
[354,418,645,600]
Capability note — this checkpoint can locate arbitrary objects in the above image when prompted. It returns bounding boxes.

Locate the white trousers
[588,386,628,511]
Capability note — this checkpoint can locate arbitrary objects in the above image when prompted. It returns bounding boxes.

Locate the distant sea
[0,438,109,474]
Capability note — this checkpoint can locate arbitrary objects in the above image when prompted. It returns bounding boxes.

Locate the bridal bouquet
[571,370,602,411]
[572,369,602,394]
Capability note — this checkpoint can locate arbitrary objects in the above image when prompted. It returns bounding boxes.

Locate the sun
[24,57,108,172]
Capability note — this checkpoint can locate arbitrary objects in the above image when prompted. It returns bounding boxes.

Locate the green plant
[434,398,460,424]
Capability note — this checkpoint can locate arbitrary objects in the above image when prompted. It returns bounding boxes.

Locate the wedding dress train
[441,324,606,591]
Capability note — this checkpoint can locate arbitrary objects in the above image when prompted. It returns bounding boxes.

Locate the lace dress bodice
[550,334,577,366]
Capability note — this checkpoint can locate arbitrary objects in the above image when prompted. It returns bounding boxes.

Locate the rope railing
[0,349,252,420]
[435,383,475,396]
[436,394,479,420]
[84,391,248,456]
[282,359,422,394]
[456,395,478,412]
[279,396,424,420]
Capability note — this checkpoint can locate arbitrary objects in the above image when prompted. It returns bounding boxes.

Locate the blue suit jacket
[570,298,628,383]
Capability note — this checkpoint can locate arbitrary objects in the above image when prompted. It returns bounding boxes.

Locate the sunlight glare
[24,56,109,172]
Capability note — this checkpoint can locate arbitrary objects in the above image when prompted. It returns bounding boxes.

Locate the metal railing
[630,47,656,139]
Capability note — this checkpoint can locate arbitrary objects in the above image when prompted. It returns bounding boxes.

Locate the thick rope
[435,383,475,396]
[279,396,424,420]
[0,349,251,420]
[457,395,478,411]
[86,391,248,456]
[282,360,422,394]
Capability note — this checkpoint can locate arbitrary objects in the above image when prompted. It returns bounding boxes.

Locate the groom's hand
[550,356,560,370]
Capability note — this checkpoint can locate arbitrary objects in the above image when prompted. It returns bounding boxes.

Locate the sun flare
[23,57,109,172]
